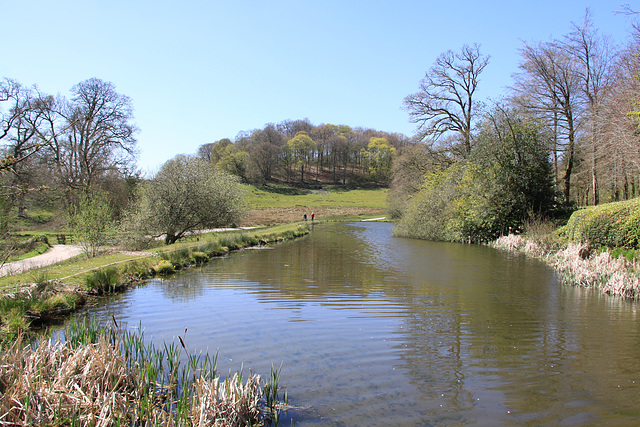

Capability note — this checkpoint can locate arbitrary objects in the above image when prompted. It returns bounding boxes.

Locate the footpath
[0,245,84,277]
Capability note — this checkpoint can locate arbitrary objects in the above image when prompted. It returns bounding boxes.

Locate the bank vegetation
[1,317,286,426]
[492,198,640,299]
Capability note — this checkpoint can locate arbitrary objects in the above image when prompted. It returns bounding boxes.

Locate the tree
[513,40,582,204]
[404,44,489,157]
[362,137,396,182]
[472,105,556,222]
[0,79,50,172]
[243,125,285,184]
[69,190,116,258]
[0,79,55,217]
[562,9,616,205]
[43,78,138,200]
[285,132,316,183]
[394,104,555,243]
[140,155,246,245]
[388,144,441,219]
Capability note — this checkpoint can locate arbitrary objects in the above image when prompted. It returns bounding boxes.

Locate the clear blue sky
[2,0,636,174]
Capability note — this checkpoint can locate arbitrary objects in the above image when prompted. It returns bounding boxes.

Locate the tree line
[0,77,405,251]
[196,119,407,186]
[392,9,640,242]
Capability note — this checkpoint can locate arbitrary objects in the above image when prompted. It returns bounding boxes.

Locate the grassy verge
[1,317,286,426]
[0,223,311,340]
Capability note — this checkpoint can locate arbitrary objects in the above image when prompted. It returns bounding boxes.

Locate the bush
[190,251,208,264]
[85,267,122,295]
[153,259,175,275]
[563,198,640,249]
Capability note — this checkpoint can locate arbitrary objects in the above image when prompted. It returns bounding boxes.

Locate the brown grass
[493,234,640,299]
[0,333,271,426]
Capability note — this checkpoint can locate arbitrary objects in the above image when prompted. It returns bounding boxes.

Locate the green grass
[0,224,311,338]
[247,185,388,209]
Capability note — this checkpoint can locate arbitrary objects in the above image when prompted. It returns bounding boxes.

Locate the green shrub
[564,198,640,248]
[153,259,175,275]
[85,267,122,295]
[190,251,208,264]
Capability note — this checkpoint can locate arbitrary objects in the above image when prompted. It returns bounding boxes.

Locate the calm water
[81,222,640,426]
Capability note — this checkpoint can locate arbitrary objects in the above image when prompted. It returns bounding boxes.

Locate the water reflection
[83,222,640,425]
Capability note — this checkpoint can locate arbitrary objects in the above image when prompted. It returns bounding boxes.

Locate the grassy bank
[493,233,640,299]
[0,223,311,339]
[1,317,285,426]
[491,199,640,299]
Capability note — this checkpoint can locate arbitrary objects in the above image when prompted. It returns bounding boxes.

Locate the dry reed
[0,320,281,426]
[493,234,640,299]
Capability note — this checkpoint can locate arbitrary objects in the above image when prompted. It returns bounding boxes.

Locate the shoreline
[0,223,311,339]
[492,234,640,300]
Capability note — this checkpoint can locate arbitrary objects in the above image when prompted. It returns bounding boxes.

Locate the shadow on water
[80,222,640,426]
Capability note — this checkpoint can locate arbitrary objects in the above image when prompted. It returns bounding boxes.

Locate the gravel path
[0,245,85,277]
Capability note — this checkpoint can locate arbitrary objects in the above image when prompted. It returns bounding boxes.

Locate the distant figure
[303,214,307,221]
[311,212,315,221]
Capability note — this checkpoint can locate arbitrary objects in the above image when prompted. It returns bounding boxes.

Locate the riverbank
[0,223,311,340]
[1,317,284,426]
[492,233,640,299]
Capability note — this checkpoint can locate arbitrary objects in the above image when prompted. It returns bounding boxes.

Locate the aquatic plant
[84,266,122,295]
[190,251,209,264]
[0,281,85,338]
[0,317,286,426]
[153,259,175,275]
[493,234,640,300]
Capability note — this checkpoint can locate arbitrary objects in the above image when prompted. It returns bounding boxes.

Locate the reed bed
[493,234,640,299]
[0,317,285,426]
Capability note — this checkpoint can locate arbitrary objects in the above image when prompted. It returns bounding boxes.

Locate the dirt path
[0,245,85,277]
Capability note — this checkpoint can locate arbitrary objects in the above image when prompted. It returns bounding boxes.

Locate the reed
[493,234,640,299]
[84,266,123,295]
[0,317,286,426]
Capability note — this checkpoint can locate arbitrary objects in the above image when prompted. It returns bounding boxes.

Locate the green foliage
[0,189,11,235]
[190,251,208,264]
[394,107,556,243]
[138,155,247,245]
[362,137,396,182]
[84,267,123,295]
[563,198,640,249]
[393,164,462,241]
[153,259,175,275]
[284,131,316,182]
[69,190,116,257]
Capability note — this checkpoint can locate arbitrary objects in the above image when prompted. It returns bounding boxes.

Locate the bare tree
[43,78,138,201]
[404,44,489,158]
[244,124,285,183]
[563,9,616,205]
[512,41,582,203]
[0,79,52,172]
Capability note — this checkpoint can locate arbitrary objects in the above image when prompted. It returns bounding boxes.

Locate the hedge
[562,198,640,248]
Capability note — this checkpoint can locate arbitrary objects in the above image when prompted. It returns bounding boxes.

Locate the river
[80,221,640,425]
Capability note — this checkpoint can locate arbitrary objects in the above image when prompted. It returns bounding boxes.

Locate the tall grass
[0,317,286,426]
[84,266,122,295]
[493,234,640,299]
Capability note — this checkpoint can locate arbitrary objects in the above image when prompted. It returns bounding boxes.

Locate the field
[242,185,388,225]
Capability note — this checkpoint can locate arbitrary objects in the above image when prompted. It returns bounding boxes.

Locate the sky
[2,0,637,175]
